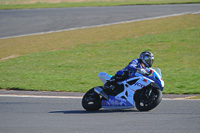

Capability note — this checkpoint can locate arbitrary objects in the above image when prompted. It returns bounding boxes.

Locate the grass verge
[189,95,200,99]
[0,0,200,10]
[0,14,199,93]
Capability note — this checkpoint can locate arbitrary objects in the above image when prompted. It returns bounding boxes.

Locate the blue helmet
[139,51,154,67]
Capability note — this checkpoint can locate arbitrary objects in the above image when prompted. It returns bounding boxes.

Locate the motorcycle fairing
[144,68,164,91]
[101,76,153,109]
[99,68,163,109]
[101,95,134,109]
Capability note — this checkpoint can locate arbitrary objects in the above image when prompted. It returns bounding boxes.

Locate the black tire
[82,87,102,111]
[134,88,162,111]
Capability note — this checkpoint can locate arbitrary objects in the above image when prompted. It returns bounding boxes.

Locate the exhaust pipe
[94,87,109,100]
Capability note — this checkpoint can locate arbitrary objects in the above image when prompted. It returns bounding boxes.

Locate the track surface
[0,96,199,133]
[0,4,200,38]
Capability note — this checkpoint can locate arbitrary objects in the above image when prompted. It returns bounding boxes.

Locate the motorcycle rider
[103,51,154,91]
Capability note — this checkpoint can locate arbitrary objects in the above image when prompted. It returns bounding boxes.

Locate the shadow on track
[49,109,139,114]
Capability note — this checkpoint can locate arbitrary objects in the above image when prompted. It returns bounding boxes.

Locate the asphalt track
[0,95,200,133]
[0,4,200,38]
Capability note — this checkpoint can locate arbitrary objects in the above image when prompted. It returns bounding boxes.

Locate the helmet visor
[144,56,154,67]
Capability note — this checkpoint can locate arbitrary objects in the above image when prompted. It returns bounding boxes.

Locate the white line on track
[0,12,197,40]
[0,94,82,99]
[163,98,200,101]
[0,94,199,100]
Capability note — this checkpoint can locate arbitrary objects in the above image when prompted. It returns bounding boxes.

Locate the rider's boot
[94,77,117,100]
[103,77,117,93]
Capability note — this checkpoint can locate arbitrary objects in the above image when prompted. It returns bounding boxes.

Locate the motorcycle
[82,67,164,111]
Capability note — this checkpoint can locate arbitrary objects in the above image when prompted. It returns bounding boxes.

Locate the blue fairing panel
[145,76,164,91]
[101,95,133,107]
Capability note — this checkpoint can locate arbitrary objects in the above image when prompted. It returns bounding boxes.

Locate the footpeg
[94,87,109,100]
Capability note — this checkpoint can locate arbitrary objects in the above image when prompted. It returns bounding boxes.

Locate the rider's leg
[103,70,129,90]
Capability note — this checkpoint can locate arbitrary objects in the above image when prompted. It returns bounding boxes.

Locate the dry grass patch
[1,0,199,10]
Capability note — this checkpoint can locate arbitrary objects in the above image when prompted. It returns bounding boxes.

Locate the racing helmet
[139,51,154,67]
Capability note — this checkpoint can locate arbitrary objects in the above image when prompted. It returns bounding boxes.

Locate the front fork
[140,85,153,100]
[146,88,153,98]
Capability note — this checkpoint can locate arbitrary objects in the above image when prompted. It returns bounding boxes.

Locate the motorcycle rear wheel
[82,88,102,111]
[134,88,162,111]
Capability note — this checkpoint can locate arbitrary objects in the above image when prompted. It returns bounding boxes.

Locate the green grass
[0,14,199,94]
[0,0,200,10]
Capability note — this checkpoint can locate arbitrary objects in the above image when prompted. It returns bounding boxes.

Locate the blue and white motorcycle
[82,68,164,111]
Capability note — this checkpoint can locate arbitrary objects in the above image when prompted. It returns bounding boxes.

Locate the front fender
[151,82,163,91]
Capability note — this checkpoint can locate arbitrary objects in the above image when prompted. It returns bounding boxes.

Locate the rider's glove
[137,68,151,76]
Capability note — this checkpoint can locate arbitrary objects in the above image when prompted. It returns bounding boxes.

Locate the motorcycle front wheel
[134,88,162,111]
[82,87,102,111]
